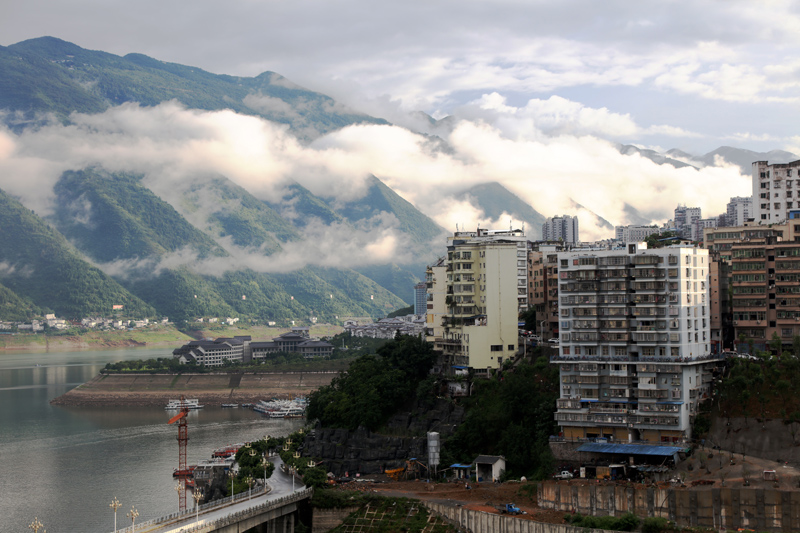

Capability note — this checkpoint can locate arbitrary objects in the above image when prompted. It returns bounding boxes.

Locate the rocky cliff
[303,399,465,475]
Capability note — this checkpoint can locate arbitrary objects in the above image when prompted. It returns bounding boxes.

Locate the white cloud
[0,100,754,263]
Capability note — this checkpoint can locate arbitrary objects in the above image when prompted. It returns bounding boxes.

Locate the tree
[302,466,328,489]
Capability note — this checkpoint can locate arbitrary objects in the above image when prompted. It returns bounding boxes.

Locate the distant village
[0,314,170,333]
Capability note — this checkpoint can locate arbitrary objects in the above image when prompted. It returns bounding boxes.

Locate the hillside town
[416,159,799,448]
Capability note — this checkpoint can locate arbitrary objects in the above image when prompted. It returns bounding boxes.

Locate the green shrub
[641,516,672,533]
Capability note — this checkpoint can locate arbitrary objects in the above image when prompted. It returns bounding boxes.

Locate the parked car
[553,470,573,480]
[548,338,560,344]
[528,335,541,341]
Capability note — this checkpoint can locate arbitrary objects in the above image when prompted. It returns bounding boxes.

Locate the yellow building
[429,228,527,375]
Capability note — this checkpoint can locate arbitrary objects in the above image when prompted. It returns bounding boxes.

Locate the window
[490,345,503,352]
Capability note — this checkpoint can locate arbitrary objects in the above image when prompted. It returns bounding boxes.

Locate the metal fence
[111,487,313,533]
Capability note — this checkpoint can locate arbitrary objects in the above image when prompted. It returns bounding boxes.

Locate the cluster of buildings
[173,327,334,366]
[0,315,169,332]
[421,156,800,446]
[343,315,426,339]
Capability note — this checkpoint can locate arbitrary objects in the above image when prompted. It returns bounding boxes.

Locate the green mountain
[0,37,447,319]
[264,182,344,228]
[1,36,387,139]
[181,176,300,253]
[52,169,227,262]
[0,188,156,318]
[329,175,445,249]
[455,182,546,240]
[0,281,41,322]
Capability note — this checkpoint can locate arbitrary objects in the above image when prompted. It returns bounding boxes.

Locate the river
[0,347,303,533]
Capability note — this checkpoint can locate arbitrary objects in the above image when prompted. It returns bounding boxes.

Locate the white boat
[165,399,204,410]
[269,407,305,419]
[221,403,239,408]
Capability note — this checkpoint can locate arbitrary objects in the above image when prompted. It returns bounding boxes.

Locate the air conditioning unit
[733,320,738,325]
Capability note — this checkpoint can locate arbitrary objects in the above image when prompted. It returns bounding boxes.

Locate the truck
[553,470,574,480]
[498,503,522,515]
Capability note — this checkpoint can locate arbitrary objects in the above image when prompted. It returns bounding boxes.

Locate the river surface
[0,347,303,533]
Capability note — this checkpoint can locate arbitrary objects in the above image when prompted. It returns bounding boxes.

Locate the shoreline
[51,370,337,407]
[0,324,344,354]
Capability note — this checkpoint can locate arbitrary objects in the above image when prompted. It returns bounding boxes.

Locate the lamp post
[110,497,122,533]
[126,506,139,531]
[174,482,184,511]
[228,470,236,499]
[262,458,269,489]
[28,517,45,533]
[191,489,204,523]
[245,475,254,500]
[290,466,296,492]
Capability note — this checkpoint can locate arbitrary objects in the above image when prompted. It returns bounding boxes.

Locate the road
[136,457,305,533]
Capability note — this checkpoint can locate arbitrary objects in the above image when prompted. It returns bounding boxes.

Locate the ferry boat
[270,407,305,419]
[212,445,242,458]
[165,399,204,410]
[221,403,239,408]
[172,465,197,477]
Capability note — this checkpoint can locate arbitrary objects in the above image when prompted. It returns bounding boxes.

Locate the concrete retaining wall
[538,481,800,531]
[311,507,360,533]
[424,501,617,533]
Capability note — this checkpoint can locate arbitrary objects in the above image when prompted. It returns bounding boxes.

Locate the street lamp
[262,458,269,488]
[110,497,122,533]
[126,506,139,531]
[28,517,45,533]
[174,482,184,511]
[228,470,236,499]
[191,489,204,524]
[245,475,254,500]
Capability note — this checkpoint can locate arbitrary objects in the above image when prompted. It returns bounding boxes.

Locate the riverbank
[0,324,344,353]
[51,371,337,407]
[0,325,193,352]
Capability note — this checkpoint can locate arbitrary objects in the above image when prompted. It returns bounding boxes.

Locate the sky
[1,0,800,265]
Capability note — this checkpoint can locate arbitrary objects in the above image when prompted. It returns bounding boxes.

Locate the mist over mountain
[0,37,793,322]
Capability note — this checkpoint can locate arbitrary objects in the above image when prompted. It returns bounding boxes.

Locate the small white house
[474,455,506,482]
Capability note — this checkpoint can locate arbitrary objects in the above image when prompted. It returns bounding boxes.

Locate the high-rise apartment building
[726,196,753,227]
[543,215,580,244]
[413,282,427,316]
[753,160,800,223]
[428,228,527,375]
[729,235,800,352]
[552,243,718,443]
[674,205,702,239]
[615,225,661,243]
[527,244,565,340]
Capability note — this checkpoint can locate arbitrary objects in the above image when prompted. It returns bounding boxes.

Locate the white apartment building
[553,243,719,443]
[726,196,753,226]
[615,225,661,243]
[753,160,800,223]
[674,205,702,239]
[430,228,527,374]
[543,215,580,244]
[425,257,448,344]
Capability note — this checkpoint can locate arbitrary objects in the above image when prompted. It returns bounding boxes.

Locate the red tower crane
[167,396,191,512]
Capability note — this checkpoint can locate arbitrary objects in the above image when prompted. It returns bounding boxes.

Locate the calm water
[0,347,303,533]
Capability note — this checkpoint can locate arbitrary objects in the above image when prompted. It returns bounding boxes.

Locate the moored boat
[165,399,204,410]
[221,403,238,408]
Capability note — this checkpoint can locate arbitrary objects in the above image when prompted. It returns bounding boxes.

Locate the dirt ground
[327,449,800,525]
[673,447,800,490]
[331,477,566,524]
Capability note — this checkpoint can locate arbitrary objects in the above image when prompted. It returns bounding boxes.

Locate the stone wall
[312,506,360,533]
[538,481,800,531]
[302,399,464,476]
